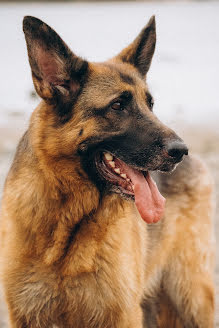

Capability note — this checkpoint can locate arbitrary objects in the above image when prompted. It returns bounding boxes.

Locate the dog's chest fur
[2,191,147,327]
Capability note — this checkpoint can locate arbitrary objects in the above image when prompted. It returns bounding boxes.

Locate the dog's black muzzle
[166,140,188,161]
[78,115,189,177]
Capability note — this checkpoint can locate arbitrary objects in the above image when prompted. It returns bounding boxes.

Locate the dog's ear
[23,16,88,107]
[115,16,156,78]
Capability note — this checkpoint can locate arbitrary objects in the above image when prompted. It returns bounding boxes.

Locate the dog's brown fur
[0,16,215,327]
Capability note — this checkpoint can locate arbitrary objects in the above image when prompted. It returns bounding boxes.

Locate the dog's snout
[166,141,188,160]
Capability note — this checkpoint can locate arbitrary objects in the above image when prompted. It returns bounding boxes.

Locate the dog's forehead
[81,61,148,108]
[90,61,146,88]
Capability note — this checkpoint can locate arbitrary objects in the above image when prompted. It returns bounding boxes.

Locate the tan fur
[146,156,215,327]
[0,16,215,328]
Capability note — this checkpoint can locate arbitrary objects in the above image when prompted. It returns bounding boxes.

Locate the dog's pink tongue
[124,166,165,223]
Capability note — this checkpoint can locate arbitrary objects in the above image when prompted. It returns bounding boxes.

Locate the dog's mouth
[95,152,166,224]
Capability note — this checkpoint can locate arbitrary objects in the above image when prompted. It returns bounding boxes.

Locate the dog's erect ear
[115,16,156,78]
[23,16,88,107]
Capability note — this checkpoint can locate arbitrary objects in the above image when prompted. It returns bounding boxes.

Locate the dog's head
[23,16,188,223]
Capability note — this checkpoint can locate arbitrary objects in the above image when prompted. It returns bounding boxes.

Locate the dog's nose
[166,141,188,160]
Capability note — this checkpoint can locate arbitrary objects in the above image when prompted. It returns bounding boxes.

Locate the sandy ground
[0,114,218,326]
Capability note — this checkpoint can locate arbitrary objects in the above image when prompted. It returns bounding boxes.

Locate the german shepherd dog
[0,16,215,327]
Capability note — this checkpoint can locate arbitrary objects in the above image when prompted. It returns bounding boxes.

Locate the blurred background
[0,0,219,326]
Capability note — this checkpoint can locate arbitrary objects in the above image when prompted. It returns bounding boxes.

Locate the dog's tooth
[121,173,127,179]
[104,153,113,161]
[109,161,115,168]
[126,178,130,182]
[114,168,120,174]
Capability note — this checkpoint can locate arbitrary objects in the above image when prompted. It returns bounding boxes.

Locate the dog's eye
[149,98,154,109]
[111,102,124,111]
[146,93,154,111]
